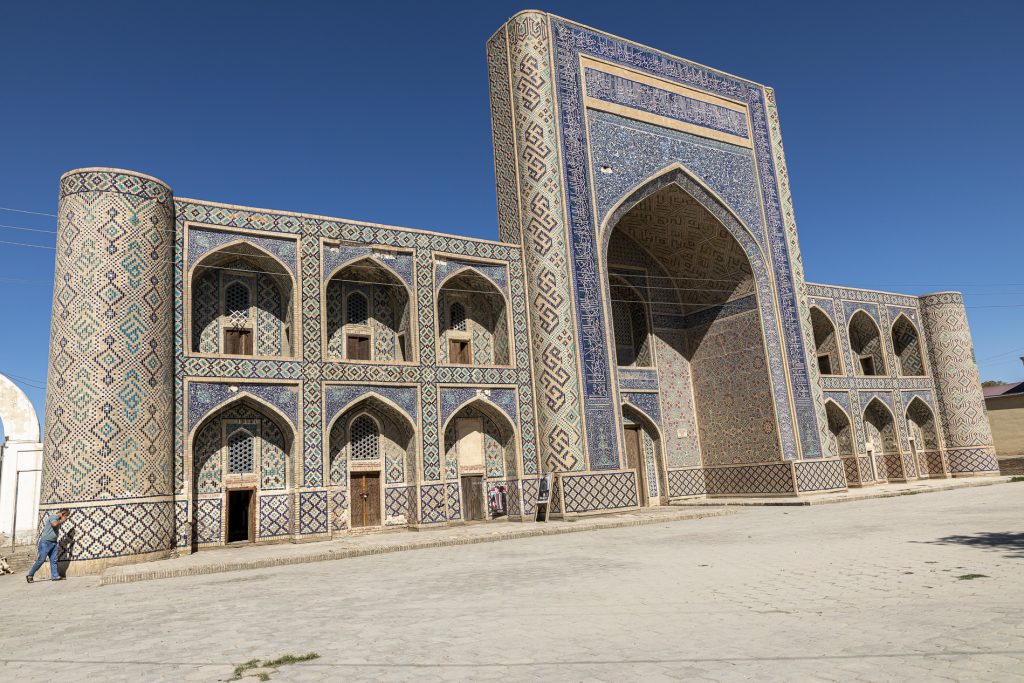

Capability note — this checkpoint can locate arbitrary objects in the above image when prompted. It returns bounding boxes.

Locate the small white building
[0,373,43,546]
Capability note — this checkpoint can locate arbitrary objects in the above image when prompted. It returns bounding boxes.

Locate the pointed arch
[438,268,510,366]
[188,238,295,357]
[189,390,297,438]
[598,162,767,267]
[848,310,886,376]
[325,255,413,363]
[327,393,417,529]
[609,273,652,368]
[621,402,666,507]
[602,162,785,470]
[189,391,296,544]
[810,306,844,376]
[823,400,854,457]
[442,397,520,498]
[891,314,925,377]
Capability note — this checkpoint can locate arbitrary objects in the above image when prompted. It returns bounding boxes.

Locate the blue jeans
[28,540,59,580]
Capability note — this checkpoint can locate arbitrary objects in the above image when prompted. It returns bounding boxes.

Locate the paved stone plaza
[2,484,1023,682]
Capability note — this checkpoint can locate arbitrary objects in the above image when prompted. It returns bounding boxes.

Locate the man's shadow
[57,527,75,577]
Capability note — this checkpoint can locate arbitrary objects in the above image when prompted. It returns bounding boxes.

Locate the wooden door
[347,335,370,360]
[351,472,381,527]
[449,339,471,364]
[224,329,252,355]
[624,426,646,507]
[461,475,484,521]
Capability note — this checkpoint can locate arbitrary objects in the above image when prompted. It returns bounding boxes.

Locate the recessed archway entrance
[621,404,666,506]
[191,396,294,546]
[603,175,782,483]
[443,400,517,521]
[328,396,416,531]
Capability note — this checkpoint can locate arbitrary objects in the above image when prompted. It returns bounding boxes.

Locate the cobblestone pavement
[2,484,1022,682]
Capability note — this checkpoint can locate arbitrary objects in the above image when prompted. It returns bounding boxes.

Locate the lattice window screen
[450,302,466,332]
[612,301,633,348]
[350,415,379,460]
[227,428,255,473]
[225,282,251,327]
[347,292,368,325]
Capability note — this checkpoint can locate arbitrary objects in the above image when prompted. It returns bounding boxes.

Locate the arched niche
[891,315,925,377]
[325,257,412,362]
[621,403,665,506]
[609,274,652,368]
[848,311,886,377]
[190,395,295,545]
[824,400,854,457]
[442,399,518,521]
[811,307,844,376]
[190,241,295,357]
[438,269,510,366]
[327,395,416,530]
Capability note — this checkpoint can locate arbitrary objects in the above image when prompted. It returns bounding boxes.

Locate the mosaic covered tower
[919,293,999,475]
[42,169,176,569]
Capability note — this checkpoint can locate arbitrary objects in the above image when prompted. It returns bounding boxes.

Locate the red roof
[984,382,1024,398]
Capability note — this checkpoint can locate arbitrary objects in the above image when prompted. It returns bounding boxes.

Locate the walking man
[26,508,69,583]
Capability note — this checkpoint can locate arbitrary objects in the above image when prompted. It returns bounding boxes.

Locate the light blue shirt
[39,514,59,543]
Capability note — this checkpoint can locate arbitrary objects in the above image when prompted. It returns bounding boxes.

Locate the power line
[0,206,56,218]
[0,223,59,235]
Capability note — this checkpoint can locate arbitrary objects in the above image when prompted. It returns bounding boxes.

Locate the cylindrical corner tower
[42,168,176,571]
[919,292,999,476]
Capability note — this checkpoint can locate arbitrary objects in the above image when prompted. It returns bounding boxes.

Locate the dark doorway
[227,489,254,543]
[461,475,485,521]
[351,472,381,527]
[623,426,647,507]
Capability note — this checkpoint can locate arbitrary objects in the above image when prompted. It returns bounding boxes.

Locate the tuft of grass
[229,653,320,681]
[1010,476,1024,483]
[262,652,320,668]
[230,659,261,680]
[956,573,989,580]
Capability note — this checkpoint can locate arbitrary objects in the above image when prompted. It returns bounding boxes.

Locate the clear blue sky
[1,1,1022,434]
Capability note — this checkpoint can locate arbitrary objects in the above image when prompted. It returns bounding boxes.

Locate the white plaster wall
[0,373,44,545]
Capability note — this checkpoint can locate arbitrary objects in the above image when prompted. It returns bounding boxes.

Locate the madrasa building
[39,11,998,571]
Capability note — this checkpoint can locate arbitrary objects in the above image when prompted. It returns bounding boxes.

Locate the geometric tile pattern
[42,169,177,561]
[560,471,638,513]
[298,491,328,535]
[258,494,291,538]
[491,13,585,473]
[794,460,847,493]
[704,463,795,496]
[919,294,996,461]
[667,468,707,497]
[196,498,222,545]
[946,447,999,474]
[419,483,446,524]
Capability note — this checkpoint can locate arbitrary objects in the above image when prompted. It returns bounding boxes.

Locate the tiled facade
[39,13,998,568]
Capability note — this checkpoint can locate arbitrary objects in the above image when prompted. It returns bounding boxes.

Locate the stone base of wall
[946,447,1000,476]
[64,548,175,577]
[663,460,848,499]
[556,471,639,515]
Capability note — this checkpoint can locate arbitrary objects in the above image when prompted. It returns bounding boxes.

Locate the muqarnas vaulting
[40,11,998,570]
